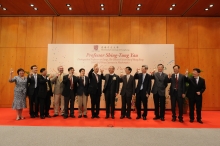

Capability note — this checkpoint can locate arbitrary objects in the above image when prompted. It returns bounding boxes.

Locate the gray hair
[142,65,148,69]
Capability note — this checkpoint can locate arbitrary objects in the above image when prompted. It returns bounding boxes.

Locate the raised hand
[100,69,104,74]
[10,68,14,74]
[168,73,172,78]
[136,68,140,73]
[185,69,189,76]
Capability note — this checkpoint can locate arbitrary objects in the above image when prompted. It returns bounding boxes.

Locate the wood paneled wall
[0,17,219,110]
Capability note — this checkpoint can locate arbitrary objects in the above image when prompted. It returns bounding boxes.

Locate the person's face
[173,66,179,74]
[157,65,164,72]
[192,70,199,77]
[94,67,99,73]
[69,69,74,74]
[19,71,24,77]
[80,70,85,76]
[125,68,130,74]
[58,66,64,73]
[141,67,147,73]
[32,67,38,73]
[108,66,114,74]
[42,70,47,76]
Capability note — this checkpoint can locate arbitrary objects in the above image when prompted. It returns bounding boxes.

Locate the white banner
[48,44,174,109]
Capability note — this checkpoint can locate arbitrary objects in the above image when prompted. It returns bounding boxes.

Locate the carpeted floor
[0,126,220,146]
[0,108,220,128]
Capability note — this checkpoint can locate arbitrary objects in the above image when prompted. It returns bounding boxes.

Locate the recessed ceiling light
[172,4,176,7]
[30,4,34,7]
[3,8,7,10]
[205,8,209,11]
[34,7,38,10]
[66,4,71,7]
[100,4,104,7]
[69,7,72,10]
[101,7,104,10]
[136,7,140,10]
[209,4,214,7]
[169,7,173,10]
[137,4,142,7]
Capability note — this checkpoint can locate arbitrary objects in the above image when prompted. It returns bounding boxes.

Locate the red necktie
[70,77,74,90]
[175,74,178,89]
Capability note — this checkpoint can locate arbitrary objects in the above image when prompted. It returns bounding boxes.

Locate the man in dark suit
[38,68,53,119]
[101,66,119,119]
[151,64,169,121]
[185,68,206,124]
[62,67,78,119]
[77,68,89,118]
[168,65,186,123]
[88,64,102,119]
[134,65,151,120]
[119,66,135,119]
[27,65,41,118]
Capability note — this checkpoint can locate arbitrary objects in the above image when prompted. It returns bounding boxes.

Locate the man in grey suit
[50,66,66,117]
[168,65,186,123]
[151,64,169,121]
[119,67,135,119]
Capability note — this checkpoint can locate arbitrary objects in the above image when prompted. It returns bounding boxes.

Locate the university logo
[94,45,98,51]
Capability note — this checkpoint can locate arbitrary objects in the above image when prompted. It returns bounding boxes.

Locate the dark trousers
[136,90,148,117]
[153,92,165,118]
[29,88,39,116]
[40,92,51,117]
[90,92,101,117]
[189,95,202,121]
[104,90,115,117]
[171,90,183,120]
[64,91,75,117]
[121,94,132,117]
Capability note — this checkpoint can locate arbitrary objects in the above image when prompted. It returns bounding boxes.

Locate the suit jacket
[119,75,135,97]
[134,73,151,95]
[38,75,53,98]
[185,76,206,98]
[101,73,119,94]
[168,73,186,97]
[151,72,169,96]
[88,68,102,96]
[50,73,67,95]
[27,74,41,97]
[62,74,78,97]
[77,76,89,96]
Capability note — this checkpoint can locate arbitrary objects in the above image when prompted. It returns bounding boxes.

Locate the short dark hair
[142,65,148,70]
[40,68,46,73]
[173,65,180,69]
[17,68,24,75]
[30,65,37,70]
[79,68,85,73]
[68,67,74,71]
[193,68,201,73]
[125,66,132,73]
[158,64,164,68]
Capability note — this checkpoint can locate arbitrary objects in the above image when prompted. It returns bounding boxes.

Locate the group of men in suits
[27,63,206,124]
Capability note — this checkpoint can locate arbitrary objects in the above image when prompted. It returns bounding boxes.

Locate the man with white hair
[50,66,66,117]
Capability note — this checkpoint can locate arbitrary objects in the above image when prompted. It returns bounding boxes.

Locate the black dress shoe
[111,116,115,119]
[64,116,68,119]
[179,119,184,123]
[91,116,95,119]
[190,119,194,123]
[40,116,45,119]
[53,114,58,117]
[172,118,176,122]
[136,116,141,119]
[197,120,203,124]
[70,115,75,118]
[35,115,39,117]
[105,116,109,119]
[30,115,35,118]
[161,118,165,121]
[153,117,160,120]
[120,116,125,119]
[83,115,87,118]
[143,117,146,120]
[45,115,51,118]
[127,117,132,119]
[78,115,82,118]
[96,115,100,118]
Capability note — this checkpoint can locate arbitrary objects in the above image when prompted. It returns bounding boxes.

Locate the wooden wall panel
[26,17,52,47]
[139,17,166,44]
[0,16,220,110]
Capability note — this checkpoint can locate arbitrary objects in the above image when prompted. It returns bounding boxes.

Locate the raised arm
[9,68,16,83]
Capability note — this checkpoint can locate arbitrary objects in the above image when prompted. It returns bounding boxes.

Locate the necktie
[34,74,37,88]
[58,73,63,82]
[127,75,129,82]
[82,76,85,86]
[45,76,50,91]
[70,77,74,90]
[196,78,198,84]
[140,74,145,90]
[175,74,178,89]
[95,73,99,83]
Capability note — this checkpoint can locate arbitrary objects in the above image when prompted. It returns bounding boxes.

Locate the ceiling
[0,0,219,17]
